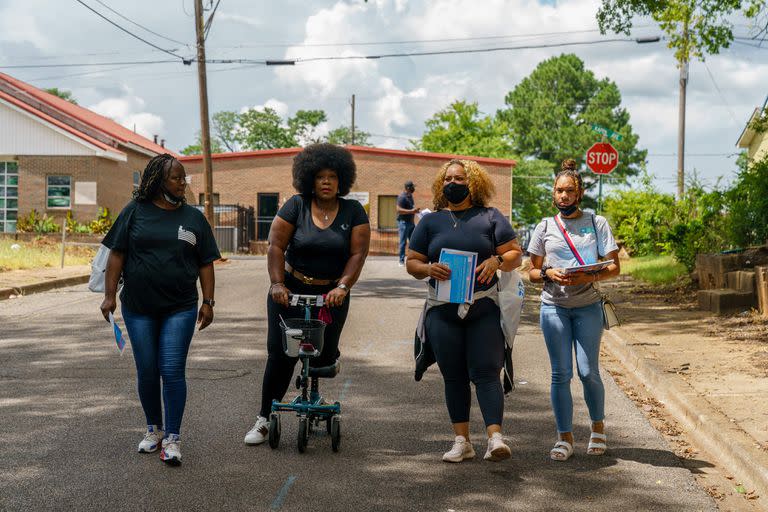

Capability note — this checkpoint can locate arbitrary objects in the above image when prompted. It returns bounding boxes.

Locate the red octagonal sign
[586,142,619,175]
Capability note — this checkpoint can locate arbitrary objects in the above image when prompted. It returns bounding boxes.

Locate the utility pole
[350,94,356,145]
[194,0,214,225]
[677,21,689,200]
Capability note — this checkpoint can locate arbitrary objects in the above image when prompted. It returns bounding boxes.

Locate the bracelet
[269,282,285,292]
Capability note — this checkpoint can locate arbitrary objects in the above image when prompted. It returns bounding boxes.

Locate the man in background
[397,180,418,267]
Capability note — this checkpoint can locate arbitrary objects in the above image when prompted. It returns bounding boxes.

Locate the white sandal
[550,440,573,461]
[587,432,607,455]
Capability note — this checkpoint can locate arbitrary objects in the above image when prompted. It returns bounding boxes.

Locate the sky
[1,0,766,196]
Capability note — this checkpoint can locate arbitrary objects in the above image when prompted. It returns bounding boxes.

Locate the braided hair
[552,158,584,207]
[133,154,183,203]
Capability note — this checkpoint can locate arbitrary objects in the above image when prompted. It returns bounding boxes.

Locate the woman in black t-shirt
[407,159,523,463]
[100,154,220,466]
[244,143,371,446]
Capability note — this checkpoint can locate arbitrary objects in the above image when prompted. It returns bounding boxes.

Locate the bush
[603,173,676,255]
[16,210,61,234]
[726,153,768,247]
[66,211,91,234]
[89,207,113,235]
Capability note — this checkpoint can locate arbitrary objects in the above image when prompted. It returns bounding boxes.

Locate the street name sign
[590,123,624,142]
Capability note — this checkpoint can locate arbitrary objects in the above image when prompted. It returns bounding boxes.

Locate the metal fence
[194,204,255,253]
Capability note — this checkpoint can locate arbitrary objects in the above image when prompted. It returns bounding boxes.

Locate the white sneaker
[137,425,163,453]
[244,416,269,445]
[160,434,181,466]
[398,261,405,267]
[442,435,475,463]
[484,432,511,461]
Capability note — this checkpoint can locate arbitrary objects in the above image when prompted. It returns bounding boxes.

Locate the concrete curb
[0,274,90,301]
[603,325,768,499]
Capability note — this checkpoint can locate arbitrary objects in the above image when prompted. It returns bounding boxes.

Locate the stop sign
[585,142,619,175]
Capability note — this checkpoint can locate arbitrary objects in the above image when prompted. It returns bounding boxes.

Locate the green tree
[597,0,765,64]
[236,107,297,150]
[413,101,512,158]
[288,109,328,145]
[212,111,240,152]
[726,152,768,247]
[180,132,224,156]
[44,87,77,104]
[497,54,646,186]
[511,159,556,227]
[326,126,372,146]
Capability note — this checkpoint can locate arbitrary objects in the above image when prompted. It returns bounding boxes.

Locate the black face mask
[443,182,470,204]
[556,203,579,216]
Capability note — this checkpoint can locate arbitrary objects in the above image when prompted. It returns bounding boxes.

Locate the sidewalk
[0,265,91,300]
[599,275,768,506]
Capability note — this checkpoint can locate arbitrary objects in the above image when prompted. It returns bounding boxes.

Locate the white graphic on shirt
[178,225,197,246]
[341,223,350,231]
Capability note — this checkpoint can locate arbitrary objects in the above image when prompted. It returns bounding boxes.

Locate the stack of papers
[435,248,478,304]
[562,260,614,274]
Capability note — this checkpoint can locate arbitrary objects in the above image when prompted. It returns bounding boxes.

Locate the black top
[396,191,415,222]
[409,206,516,291]
[102,201,221,315]
[279,194,369,280]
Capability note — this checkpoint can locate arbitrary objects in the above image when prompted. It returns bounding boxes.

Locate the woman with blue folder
[406,159,522,463]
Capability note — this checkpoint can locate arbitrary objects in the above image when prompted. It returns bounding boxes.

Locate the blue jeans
[540,301,605,433]
[122,306,198,436]
[398,220,415,263]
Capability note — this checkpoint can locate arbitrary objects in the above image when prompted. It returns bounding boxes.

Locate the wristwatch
[495,255,504,266]
[202,298,215,307]
[337,283,349,292]
[540,264,553,283]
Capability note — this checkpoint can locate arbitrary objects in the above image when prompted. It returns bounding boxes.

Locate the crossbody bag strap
[553,214,585,265]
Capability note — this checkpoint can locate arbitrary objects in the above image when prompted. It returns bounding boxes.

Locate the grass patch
[621,255,687,285]
[0,238,96,272]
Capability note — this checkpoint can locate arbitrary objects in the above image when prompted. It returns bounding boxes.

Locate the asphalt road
[0,258,717,511]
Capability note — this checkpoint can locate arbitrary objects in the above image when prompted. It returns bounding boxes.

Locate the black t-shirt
[409,206,516,291]
[279,195,369,280]
[102,201,221,315]
[396,191,415,222]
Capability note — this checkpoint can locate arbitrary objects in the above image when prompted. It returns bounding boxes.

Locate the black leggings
[425,298,505,426]
[259,273,350,418]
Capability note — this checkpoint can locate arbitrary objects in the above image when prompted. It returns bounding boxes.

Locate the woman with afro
[245,143,371,445]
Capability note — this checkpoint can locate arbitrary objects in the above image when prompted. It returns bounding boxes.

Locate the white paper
[562,259,614,274]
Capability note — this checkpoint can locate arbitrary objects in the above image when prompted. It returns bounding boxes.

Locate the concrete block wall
[696,248,768,315]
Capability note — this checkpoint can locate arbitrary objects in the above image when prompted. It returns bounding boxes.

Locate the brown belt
[285,264,337,286]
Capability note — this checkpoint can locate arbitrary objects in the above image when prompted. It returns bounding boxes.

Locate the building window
[198,193,220,205]
[47,175,71,208]
[133,171,140,190]
[378,195,397,230]
[0,161,19,233]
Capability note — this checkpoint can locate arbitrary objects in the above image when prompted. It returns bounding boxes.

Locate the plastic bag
[88,244,110,293]
[498,270,525,393]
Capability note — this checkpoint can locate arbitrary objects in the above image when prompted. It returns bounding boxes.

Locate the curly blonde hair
[431,159,495,210]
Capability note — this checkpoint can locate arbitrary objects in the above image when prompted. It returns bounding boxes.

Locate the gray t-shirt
[527,213,618,308]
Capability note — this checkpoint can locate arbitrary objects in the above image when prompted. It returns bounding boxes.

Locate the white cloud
[240,99,290,118]
[88,88,165,140]
[0,8,50,51]
[216,13,263,27]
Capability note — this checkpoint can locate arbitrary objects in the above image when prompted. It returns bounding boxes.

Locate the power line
[702,61,738,125]
[0,59,178,69]
[74,0,186,60]
[204,0,222,40]
[211,25,655,49]
[91,0,190,46]
[293,37,661,63]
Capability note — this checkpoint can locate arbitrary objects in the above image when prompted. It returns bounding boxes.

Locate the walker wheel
[297,417,308,453]
[268,413,281,449]
[330,415,341,452]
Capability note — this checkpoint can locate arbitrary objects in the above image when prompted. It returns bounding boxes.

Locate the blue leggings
[425,298,505,426]
[540,301,605,433]
[122,306,198,436]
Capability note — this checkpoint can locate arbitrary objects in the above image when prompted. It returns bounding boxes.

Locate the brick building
[180,147,516,253]
[0,72,172,233]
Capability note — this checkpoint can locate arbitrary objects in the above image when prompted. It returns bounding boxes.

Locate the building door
[257,193,279,241]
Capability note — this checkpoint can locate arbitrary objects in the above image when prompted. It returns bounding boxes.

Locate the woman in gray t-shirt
[527,159,620,462]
